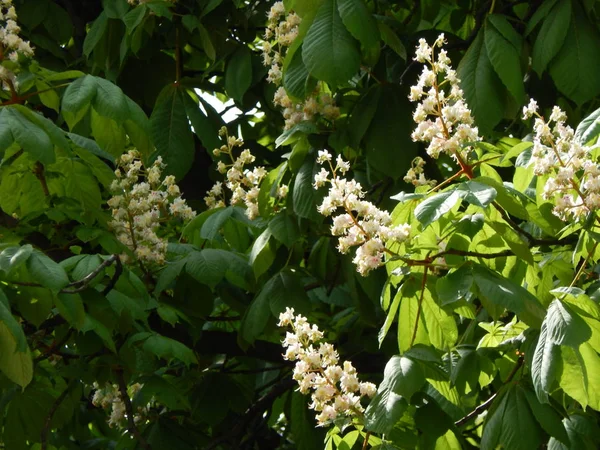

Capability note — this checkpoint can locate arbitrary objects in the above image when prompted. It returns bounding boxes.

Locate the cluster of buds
[262,2,340,129]
[273,86,341,130]
[91,382,154,429]
[108,150,196,266]
[314,150,411,275]
[409,34,480,162]
[278,308,377,426]
[205,127,287,219]
[403,156,436,187]
[523,100,600,221]
[0,0,34,91]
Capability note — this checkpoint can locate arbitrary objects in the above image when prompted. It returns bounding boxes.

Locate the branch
[116,370,152,450]
[455,355,524,427]
[34,329,74,362]
[41,380,77,450]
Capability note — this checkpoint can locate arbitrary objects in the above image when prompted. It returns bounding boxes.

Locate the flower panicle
[0,0,34,91]
[313,150,411,276]
[523,100,600,221]
[108,150,196,266]
[205,127,286,219]
[408,34,480,175]
[278,308,377,426]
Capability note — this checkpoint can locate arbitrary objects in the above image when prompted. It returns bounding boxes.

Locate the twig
[33,162,50,197]
[362,431,372,450]
[41,380,77,450]
[455,355,524,427]
[116,370,152,450]
[35,329,74,362]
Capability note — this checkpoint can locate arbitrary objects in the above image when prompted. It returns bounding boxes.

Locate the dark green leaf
[26,251,70,290]
[268,213,300,247]
[83,11,108,57]
[337,0,380,50]
[302,0,361,86]
[532,0,571,75]
[151,85,194,179]
[0,288,28,352]
[225,46,252,103]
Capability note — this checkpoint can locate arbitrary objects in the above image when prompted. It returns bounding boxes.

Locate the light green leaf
[575,106,600,145]
[456,180,497,207]
[415,188,462,228]
[559,343,600,410]
[302,0,361,86]
[0,321,32,388]
[0,288,28,352]
[3,107,55,164]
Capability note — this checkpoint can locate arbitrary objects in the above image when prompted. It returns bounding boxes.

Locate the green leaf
[0,288,27,352]
[143,333,198,366]
[249,228,275,279]
[61,75,97,126]
[183,91,221,154]
[293,157,322,221]
[457,30,506,132]
[0,321,33,388]
[378,287,401,347]
[481,384,543,450]
[283,45,313,100]
[415,188,462,228]
[302,0,361,87]
[385,355,426,400]
[544,299,591,347]
[55,293,85,330]
[377,22,406,60]
[268,213,300,247]
[364,356,410,434]
[93,77,129,122]
[472,263,545,327]
[123,5,147,33]
[485,15,525,103]
[151,85,194,180]
[185,249,247,290]
[436,264,474,306]
[456,180,497,207]
[531,323,560,404]
[83,11,108,57]
[3,107,55,164]
[558,343,600,410]
[531,0,571,75]
[548,2,600,105]
[337,0,380,50]
[26,251,70,290]
[523,388,570,445]
[575,106,600,145]
[225,46,252,103]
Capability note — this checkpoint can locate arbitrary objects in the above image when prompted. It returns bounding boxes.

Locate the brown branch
[455,355,524,427]
[33,162,50,197]
[41,380,77,450]
[362,431,372,450]
[34,329,74,362]
[116,370,152,450]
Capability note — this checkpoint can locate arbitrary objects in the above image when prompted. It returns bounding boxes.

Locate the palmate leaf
[531,0,571,75]
[225,46,252,103]
[0,321,33,388]
[337,0,380,50]
[302,0,361,87]
[575,106,600,145]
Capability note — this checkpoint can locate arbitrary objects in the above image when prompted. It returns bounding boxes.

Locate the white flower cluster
[403,156,436,187]
[409,34,480,161]
[262,2,340,129]
[314,150,411,275]
[0,0,34,90]
[205,127,287,219]
[278,308,377,427]
[108,150,196,266]
[523,100,600,221]
[91,382,153,428]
